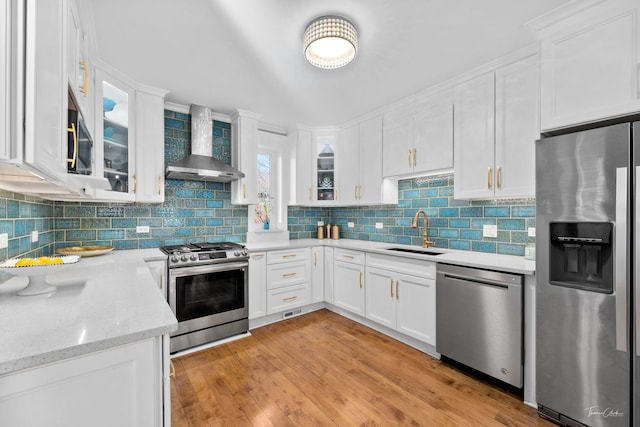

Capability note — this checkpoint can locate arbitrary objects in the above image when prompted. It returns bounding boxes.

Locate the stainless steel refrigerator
[536,121,638,426]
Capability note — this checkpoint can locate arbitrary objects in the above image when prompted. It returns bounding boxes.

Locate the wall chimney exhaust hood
[165,105,245,182]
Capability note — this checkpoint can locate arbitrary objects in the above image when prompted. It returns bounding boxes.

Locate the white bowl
[0,256,80,296]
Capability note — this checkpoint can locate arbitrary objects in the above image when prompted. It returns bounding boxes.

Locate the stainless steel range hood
[165,105,244,182]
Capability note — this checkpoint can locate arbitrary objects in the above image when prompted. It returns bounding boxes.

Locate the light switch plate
[483,224,497,238]
[136,225,150,233]
[348,222,354,228]
[0,233,7,249]
[375,222,383,229]
[31,230,38,242]
[528,227,536,237]
[317,221,324,226]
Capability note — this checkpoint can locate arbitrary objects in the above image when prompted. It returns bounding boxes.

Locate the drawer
[267,248,309,264]
[334,248,365,265]
[366,253,436,280]
[267,261,310,289]
[267,283,309,314]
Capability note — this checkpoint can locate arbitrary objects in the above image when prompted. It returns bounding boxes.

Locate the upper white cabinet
[339,116,398,206]
[231,110,260,205]
[454,53,538,199]
[0,0,14,162]
[295,127,339,206]
[66,0,91,130]
[529,0,640,131]
[382,90,454,179]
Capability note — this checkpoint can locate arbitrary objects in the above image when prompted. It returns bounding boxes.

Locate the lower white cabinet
[248,251,267,319]
[311,246,324,303]
[323,247,334,304]
[267,283,310,314]
[0,337,169,427]
[333,248,365,316]
[365,254,436,345]
[266,248,310,315]
[145,258,167,300]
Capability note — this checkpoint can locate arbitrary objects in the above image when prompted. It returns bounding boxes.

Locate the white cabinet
[0,0,13,162]
[248,252,267,319]
[145,259,167,300]
[333,248,365,316]
[339,116,397,205]
[324,246,334,304]
[0,337,168,427]
[266,248,310,314]
[383,90,454,179]
[295,127,339,205]
[311,246,324,303]
[529,0,640,131]
[66,0,91,130]
[454,53,538,199]
[365,253,436,345]
[231,110,260,205]
[91,64,168,202]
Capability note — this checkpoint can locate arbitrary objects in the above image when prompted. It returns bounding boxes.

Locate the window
[255,152,273,228]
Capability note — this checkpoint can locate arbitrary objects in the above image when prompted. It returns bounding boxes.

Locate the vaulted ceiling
[88,0,570,129]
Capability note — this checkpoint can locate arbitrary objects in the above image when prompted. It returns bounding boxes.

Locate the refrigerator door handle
[615,167,628,352]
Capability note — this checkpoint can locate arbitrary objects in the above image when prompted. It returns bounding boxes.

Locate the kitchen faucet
[412,210,436,248]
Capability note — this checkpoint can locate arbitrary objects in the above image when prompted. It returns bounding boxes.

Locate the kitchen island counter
[0,249,177,374]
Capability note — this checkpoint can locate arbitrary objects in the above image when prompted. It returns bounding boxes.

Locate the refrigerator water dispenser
[548,222,613,293]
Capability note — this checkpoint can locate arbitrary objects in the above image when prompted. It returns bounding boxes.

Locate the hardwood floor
[171,309,552,426]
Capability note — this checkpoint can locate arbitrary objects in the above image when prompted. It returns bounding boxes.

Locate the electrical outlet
[348,222,354,228]
[482,224,497,238]
[375,222,383,229]
[0,233,7,249]
[136,225,150,233]
[528,227,536,237]
[31,230,38,242]
[317,221,324,226]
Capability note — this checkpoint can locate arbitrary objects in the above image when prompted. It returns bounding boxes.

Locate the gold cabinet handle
[282,254,297,259]
[342,254,354,260]
[252,253,265,259]
[282,296,297,302]
[133,174,137,194]
[243,183,246,199]
[314,252,317,267]
[309,187,312,200]
[66,123,77,168]
[355,185,358,199]
[396,280,399,300]
[282,272,297,278]
[169,360,176,378]
[359,271,363,289]
[407,149,412,168]
[390,278,394,298]
[80,59,88,96]
[413,148,417,167]
[157,176,161,195]
[487,167,492,190]
[497,166,501,189]
[335,189,338,200]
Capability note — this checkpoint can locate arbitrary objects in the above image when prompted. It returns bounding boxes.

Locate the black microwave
[67,93,93,175]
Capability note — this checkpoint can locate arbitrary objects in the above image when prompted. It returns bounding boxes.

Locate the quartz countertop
[0,249,177,375]
[246,238,535,275]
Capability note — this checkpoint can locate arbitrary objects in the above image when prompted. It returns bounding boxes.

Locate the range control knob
[170,255,179,263]
[241,249,248,256]
[190,254,198,261]
[180,255,188,262]
[234,250,240,257]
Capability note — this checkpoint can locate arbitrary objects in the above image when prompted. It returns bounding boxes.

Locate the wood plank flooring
[171,309,552,426]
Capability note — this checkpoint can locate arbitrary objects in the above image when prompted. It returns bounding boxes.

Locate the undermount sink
[383,247,445,256]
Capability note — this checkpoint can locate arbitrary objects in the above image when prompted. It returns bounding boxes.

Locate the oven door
[168,261,248,337]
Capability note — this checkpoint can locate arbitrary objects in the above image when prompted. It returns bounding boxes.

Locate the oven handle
[169,261,249,278]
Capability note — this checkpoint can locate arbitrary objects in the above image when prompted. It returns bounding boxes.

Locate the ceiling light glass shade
[303,16,358,69]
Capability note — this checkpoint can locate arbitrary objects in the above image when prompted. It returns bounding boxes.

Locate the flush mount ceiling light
[303,15,358,69]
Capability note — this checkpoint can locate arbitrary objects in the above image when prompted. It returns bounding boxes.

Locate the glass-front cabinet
[315,134,336,202]
[295,127,339,206]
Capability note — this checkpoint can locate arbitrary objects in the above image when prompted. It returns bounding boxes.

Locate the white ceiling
[88,0,570,129]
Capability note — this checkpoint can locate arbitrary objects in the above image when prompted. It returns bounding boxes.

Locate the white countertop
[246,238,536,275]
[0,249,177,375]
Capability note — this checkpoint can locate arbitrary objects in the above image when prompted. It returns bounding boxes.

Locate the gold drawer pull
[407,149,412,168]
[390,278,394,298]
[497,166,502,189]
[252,253,265,259]
[282,296,297,302]
[359,271,363,289]
[487,167,492,190]
[169,360,176,378]
[342,255,354,259]
[396,280,399,300]
[314,252,317,267]
[413,148,417,167]
[282,254,297,259]
[282,272,297,278]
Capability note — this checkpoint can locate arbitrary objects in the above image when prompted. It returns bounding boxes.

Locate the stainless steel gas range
[160,242,249,353]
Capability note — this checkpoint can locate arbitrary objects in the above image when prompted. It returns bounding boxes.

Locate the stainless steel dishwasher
[436,263,523,388]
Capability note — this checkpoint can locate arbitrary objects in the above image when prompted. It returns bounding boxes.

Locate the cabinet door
[358,115,383,205]
[145,259,167,300]
[0,0,10,161]
[539,0,640,130]
[24,0,68,181]
[248,252,267,319]
[295,128,313,204]
[338,124,359,205]
[453,72,496,199]
[135,90,165,202]
[311,246,324,303]
[365,267,396,329]
[413,93,454,174]
[382,115,413,178]
[495,54,538,198]
[395,272,436,345]
[313,131,338,204]
[231,111,260,205]
[324,247,334,304]
[334,261,365,316]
